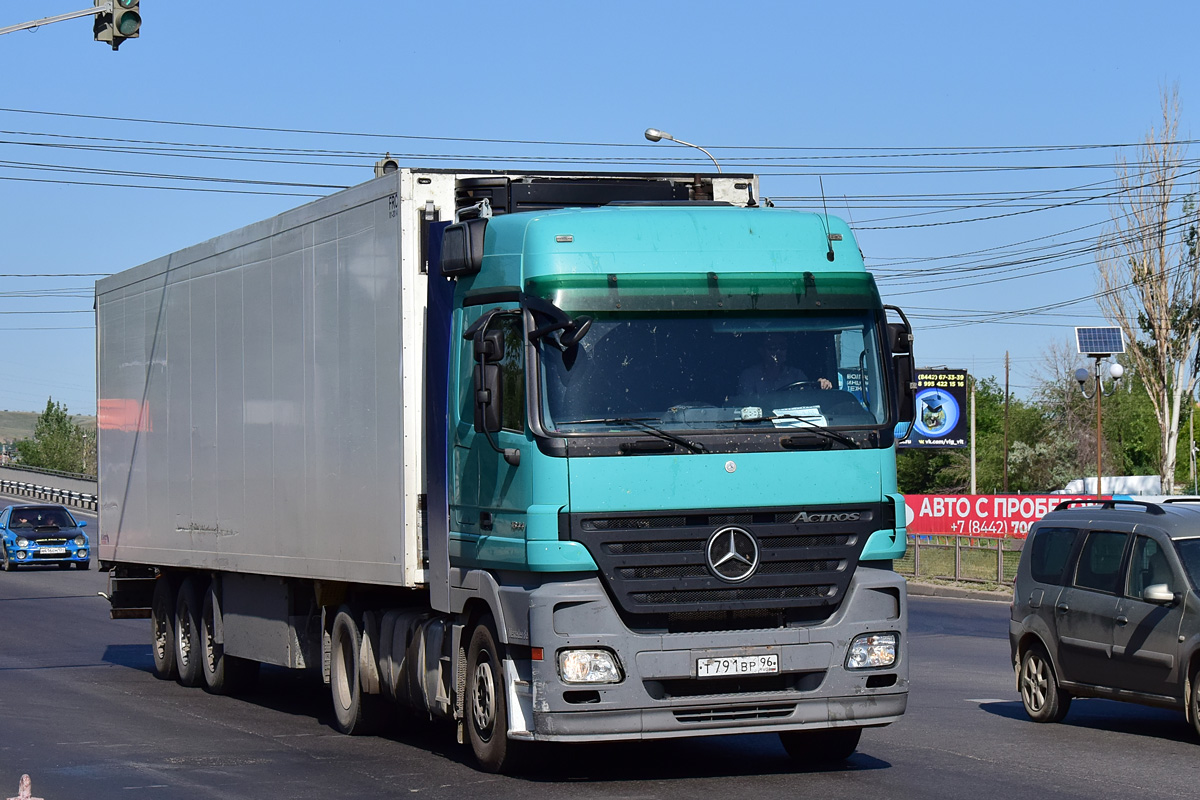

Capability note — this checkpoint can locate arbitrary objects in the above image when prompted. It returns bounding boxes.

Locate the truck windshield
[539,311,889,433]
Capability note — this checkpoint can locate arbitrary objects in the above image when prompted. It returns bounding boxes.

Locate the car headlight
[16,538,29,548]
[74,536,86,546]
[16,551,27,560]
[558,649,622,684]
[846,633,898,669]
[77,549,88,559]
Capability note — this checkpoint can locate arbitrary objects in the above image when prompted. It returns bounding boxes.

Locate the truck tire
[150,576,178,680]
[778,727,862,764]
[329,606,383,735]
[466,615,527,773]
[174,577,206,688]
[200,584,259,695]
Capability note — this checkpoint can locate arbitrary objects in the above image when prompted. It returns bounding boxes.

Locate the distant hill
[0,410,97,443]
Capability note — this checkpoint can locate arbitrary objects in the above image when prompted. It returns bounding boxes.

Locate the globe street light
[644,128,722,172]
[1075,359,1124,497]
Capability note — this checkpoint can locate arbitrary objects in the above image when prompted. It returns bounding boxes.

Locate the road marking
[965,698,1008,703]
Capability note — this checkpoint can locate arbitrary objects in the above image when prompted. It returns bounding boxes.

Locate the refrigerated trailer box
[99,168,915,772]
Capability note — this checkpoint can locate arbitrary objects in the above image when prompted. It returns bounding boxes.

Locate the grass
[895,535,1023,586]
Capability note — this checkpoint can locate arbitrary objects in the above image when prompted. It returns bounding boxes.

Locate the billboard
[905,494,1110,539]
[898,369,968,448]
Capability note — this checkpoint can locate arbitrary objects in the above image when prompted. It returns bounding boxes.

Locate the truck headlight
[558,649,622,684]
[846,633,897,669]
[16,538,28,548]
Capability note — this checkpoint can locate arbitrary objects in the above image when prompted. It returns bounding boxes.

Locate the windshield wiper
[563,417,708,454]
[761,414,860,449]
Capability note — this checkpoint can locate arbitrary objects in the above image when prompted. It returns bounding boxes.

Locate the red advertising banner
[904,494,1111,539]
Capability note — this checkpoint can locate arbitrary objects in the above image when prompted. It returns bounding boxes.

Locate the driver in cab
[739,333,833,395]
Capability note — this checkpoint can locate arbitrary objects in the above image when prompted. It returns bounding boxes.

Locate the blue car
[0,504,90,571]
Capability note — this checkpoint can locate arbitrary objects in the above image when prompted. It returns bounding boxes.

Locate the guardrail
[895,533,1023,587]
[0,478,98,511]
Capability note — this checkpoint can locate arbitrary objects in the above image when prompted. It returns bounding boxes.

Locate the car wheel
[466,614,528,774]
[2,550,14,572]
[174,577,206,688]
[779,727,862,764]
[150,576,178,679]
[329,605,383,735]
[1019,642,1071,722]
[199,583,259,695]
[1189,666,1200,740]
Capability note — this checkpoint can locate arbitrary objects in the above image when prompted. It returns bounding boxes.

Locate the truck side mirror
[473,329,504,364]
[473,363,503,433]
[440,218,488,277]
[886,319,916,424]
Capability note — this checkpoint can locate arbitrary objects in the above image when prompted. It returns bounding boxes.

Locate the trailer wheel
[174,577,206,688]
[150,576,178,680]
[778,727,862,764]
[329,606,383,735]
[200,584,259,695]
[466,614,527,773]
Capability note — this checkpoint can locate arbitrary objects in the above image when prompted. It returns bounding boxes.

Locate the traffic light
[94,0,140,50]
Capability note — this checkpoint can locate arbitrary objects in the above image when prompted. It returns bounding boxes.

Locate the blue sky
[1,1,1197,415]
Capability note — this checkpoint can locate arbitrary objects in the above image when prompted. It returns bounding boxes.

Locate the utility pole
[1003,352,1009,493]
[970,375,977,494]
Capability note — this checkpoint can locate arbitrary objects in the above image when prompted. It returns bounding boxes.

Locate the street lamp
[1075,359,1124,497]
[644,128,722,172]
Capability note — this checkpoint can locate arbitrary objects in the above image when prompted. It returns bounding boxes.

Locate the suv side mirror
[1143,583,1176,605]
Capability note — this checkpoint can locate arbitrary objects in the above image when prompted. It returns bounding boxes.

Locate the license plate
[38,547,66,555]
[697,654,779,678]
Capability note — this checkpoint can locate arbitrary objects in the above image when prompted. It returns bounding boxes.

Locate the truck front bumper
[517,567,908,742]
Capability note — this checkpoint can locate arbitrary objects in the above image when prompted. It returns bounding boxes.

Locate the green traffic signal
[94,0,142,49]
[115,11,140,36]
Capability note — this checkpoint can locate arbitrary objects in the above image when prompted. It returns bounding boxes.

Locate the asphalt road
[4,495,1200,798]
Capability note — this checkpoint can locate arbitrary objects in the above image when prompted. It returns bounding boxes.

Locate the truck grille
[564,505,879,629]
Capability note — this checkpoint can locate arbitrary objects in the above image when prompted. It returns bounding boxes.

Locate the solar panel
[1076,326,1125,356]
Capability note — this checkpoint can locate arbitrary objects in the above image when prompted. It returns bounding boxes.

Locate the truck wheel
[200,584,259,695]
[329,606,383,735]
[1019,642,1070,722]
[778,727,862,764]
[174,577,206,688]
[150,576,178,680]
[466,615,527,773]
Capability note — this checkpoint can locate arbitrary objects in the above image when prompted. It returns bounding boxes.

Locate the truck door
[450,307,534,570]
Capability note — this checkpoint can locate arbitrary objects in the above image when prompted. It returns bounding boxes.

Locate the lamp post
[644,128,722,172]
[1075,358,1124,497]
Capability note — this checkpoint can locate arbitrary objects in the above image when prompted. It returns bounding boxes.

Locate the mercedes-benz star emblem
[705,526,760,583]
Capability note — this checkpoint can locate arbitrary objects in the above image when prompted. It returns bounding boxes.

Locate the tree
[14,397,92,474]
[1096,87,1200,493]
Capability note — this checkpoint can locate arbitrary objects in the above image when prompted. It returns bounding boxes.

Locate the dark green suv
[1010,499,1200,734]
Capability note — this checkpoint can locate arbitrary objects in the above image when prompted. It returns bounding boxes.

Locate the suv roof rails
[1161,497,1200,504]
[1052,499,1166,515]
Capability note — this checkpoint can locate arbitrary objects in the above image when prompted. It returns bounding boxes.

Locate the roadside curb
[907,580,1011,603]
